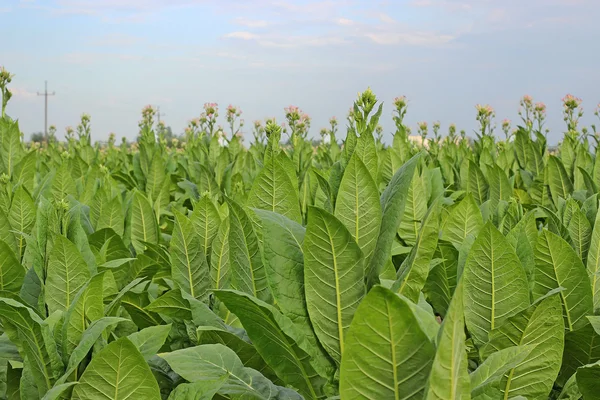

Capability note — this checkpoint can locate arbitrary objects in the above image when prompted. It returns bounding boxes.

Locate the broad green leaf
[393,200,440,303]
[441,193,483,249]
[71,337,161,400]
[61,272,105,363]
[254,209,335,376]
[214,290,328,399]
[96,196,125,238]
[587,204,600,314]
[303,206,365,365]
[466,160,489,205]
[340,285,435,400]
[0,298,61,396]
[576,360,600,400]
[397,168,427,245]
[488,163,512,213]
[227,199,270,302]
[481,295,564,400]
[57,317,127,385]
[146,152,166,201]
[556,373,581,400]
[166,377,226,400]
[190,194,221,260]
[0,207,17,256]
[469,346,533,399]
[170,210,210,302]
[367,152,421,285]
[247,145,302,223]
[210,218,230,290]
[9,186,35,260]
[13,150,36,194]
[41,382,78,400]
[196,326,278,383]
[547,155,573,207]
[128,324,172,359]
[334,152,381,264]
[51,164,77,203]
[0,240,24,294]
[568,209,592,266]
[533,230,593,331]
[145,289,192,320]
[161,344,303,400]
[463,223,530,347]
[46,235,91,314]
[424,281,470,400]
[424,242,459,318]
[130,190,159,254]
[558,323,600,387]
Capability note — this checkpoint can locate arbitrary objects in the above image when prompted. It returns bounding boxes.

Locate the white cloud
[233,17,269,28]
[364,31,454,46]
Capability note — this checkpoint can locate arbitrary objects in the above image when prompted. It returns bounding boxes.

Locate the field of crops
[1,66,600,399]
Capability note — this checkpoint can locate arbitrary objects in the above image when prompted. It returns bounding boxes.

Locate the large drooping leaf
[506,210,538,283]
[466,160,489,205]
[227,199,271,302]
[533,229,593,332]
[246,145,302,223]
[129,190,159,254]
[160,344,303,400]
[303,206,365,365]
[210,218,230,291]
[568,209,592,266]
[463,222,530,347]
[367,152,421,285]
[334,152,382,264]
[547,155,574,207]
[397,168,427,245]
[469,345,533,399]
[190,194,221,260]
[71,337,161,399]
[393,200,440,303]
[424,281,470,400]
[170,210,210,302]
[480,294,564,399]
[424,241,459,318]
[96,195,125,238]
[340,285,435,399]
[577,360,600,400]
[195,325,278,382]
[9,186,35,260]
[46,235,91,314]
[487,163,512,213]
[0,298,61,397]
[587,205,600,314]
[0,239,25,294]
[128,324,172,360]
[558,322,600,386]
[214,290,329,399]
[441,193,483,249]
[51,163,77,203]
[61,272,105,362]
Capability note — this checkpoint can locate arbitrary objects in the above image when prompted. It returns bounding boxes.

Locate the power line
[37,81,55,143]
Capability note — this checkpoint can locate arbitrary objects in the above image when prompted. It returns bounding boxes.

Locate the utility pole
[157,106,165,124]
[37,81,55,143]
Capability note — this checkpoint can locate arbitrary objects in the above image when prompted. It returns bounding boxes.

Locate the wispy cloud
[8,87,37,99]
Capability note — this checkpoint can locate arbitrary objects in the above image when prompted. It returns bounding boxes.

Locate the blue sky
[2,0,600,144]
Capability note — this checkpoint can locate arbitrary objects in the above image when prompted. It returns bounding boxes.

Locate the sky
[2,0,600,144]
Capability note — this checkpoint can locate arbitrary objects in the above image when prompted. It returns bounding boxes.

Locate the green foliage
[0,86,597,399]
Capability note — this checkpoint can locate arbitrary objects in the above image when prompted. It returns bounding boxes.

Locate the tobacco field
[0,67,600,399]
